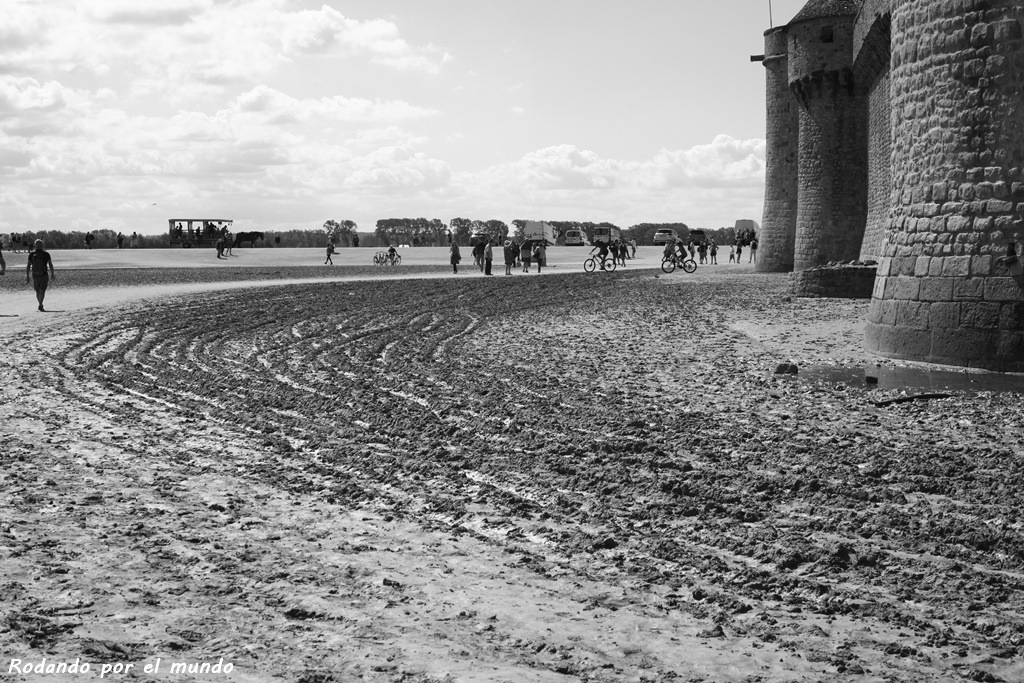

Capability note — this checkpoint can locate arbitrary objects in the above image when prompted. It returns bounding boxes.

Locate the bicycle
[661,253,697,274]
[373,251,402,266]
[583,255,617,273]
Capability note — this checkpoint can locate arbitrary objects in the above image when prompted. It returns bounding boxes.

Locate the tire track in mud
[18,270,1024,680]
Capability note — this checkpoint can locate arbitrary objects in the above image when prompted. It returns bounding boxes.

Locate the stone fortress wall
[757,0,1024,370]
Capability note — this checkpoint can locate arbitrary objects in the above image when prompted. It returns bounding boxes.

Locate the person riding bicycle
[663,239,678,262]
[676,239,690,261]
[387,245,398,265]
[590,240,611,270]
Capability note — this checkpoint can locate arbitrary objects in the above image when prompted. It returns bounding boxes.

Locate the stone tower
[864,0,1024,370]
[755,26,799,273]
[788,0,868,271]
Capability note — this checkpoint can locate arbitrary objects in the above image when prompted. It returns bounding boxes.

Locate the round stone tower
[788,0,868,271]
[865,1,1024,370]
[756,26,799,273]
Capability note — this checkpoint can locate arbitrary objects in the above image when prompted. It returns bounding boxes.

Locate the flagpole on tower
[769,0,774,28]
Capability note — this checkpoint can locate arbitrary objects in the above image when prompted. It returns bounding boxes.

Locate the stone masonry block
[879,299,899,326]
[920,278,954,302]
[946,215,972,232]
[866,299,884,325]
[930,328,998,363]
[915,257,931,276]
[953,277,985,300]
[993,257,1013,277]
[960,302,1001,329]
[987,199,1015,213]
[865,323,931,360]
[896,300,929,328]
[984,277,1024,301]
[995,333,1024,368]
[970,255,994,276]
[994,19,1022,42]
[941,255,971,276]
[928,257,945,276]
[977,302,1003,329]
[1000,302,1024,329]
[893,277,922,301]
[900,256,918,276]
[878,257,894,277]
[929,302,960,330]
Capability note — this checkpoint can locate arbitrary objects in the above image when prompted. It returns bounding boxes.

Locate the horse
[233,231,264,248]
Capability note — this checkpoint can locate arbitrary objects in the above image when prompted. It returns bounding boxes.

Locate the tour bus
[564,227,587,246]
[592,225,621,245]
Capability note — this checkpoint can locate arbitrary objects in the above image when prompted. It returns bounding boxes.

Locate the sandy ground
[2,258,1023,683]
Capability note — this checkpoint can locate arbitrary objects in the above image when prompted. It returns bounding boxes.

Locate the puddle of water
[796,365,1024,394]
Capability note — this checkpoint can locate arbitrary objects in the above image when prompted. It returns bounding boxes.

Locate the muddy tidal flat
[2,263,1024,683]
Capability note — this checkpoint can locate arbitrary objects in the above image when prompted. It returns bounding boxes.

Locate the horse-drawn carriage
[169,219,264,248]
[168,219,233,248]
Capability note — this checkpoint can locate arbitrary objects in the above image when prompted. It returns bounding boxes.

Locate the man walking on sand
[26,239,55,312]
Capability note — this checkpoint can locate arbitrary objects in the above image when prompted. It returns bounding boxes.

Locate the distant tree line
[374,218,450,247]
[323,220,358,247]
[450,218,509,245]
[5,220,758,251]
[3,229,163,250]
[1,228,381,250]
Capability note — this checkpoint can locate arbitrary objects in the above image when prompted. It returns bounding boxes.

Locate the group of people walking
[589,239,636,269]
[661,237,758,265]
[451,237,549,275]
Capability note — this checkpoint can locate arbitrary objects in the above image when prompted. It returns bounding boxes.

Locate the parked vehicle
[523,221,557,246]
[592,225,620,245]
[564,228,587,246]
[653,228,678,245]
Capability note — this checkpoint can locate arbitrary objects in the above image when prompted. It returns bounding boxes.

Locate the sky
[1,0,810,236]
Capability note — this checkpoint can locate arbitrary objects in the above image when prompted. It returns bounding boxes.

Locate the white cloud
[231,85,438,125]
[86,0,208,26]
[1,1,449,93]
[345,146,452,190]
[454,136,765,227]
[0,76,74,114]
